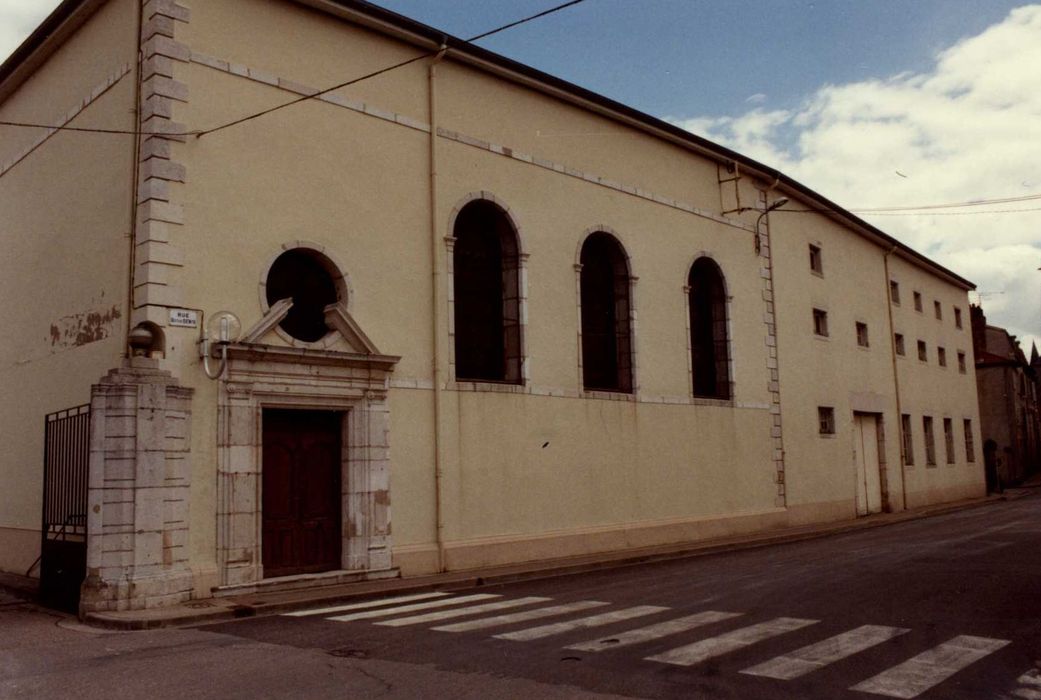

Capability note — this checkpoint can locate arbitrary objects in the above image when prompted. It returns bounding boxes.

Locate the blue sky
[2,1,1040,346]
[371,0,1023,119]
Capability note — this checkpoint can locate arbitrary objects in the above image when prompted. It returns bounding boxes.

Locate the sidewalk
[64,490,1026,630]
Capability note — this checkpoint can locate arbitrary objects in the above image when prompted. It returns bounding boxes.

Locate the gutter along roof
[0,0,975,291]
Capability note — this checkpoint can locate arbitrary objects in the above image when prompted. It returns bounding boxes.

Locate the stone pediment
[236,299,398,367]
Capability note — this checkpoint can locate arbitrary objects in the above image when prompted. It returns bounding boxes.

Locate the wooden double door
[262,409,343,578]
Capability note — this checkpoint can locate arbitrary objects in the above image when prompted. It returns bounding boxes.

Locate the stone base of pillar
[80,570,194,613]
[80,358,194,614]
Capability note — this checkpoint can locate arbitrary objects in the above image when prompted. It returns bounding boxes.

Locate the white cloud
[744,92,767,105]
[670,5,1041,352]
[0,0,60,65]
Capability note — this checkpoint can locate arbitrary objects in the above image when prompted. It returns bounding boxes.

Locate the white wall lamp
[199,310,242,380]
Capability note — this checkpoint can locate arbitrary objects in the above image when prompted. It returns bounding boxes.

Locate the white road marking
[850,634,1010,698]
[494,605,669,642]
[646,617,819,667]
[431,601,610,633]
[566,610,744,652]
[327,593,501,622]
[741,625,909,680]
[375,596,552,627]
[1014,688,1041,700]
[283,591,449,617]
[1018,669,1041,687]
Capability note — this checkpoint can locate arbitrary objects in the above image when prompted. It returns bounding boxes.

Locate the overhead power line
[851,191,1041,212]
[852,206,1041,217]
[780,195,1041,217]
[0,0,588,139]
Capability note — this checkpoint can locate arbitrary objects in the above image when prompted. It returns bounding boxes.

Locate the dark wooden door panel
[262,409,342,578]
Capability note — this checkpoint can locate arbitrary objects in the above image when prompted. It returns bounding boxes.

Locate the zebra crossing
[284,591,1013,698]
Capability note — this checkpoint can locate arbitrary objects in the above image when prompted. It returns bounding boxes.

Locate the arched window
[688,257,730,399]
[580,232,633,393]
[452,200,522,383]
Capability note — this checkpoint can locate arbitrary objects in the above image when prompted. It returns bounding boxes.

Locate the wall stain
[48,305,122,349]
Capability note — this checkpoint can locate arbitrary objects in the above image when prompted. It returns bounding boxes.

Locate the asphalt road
[204,494,1041,700]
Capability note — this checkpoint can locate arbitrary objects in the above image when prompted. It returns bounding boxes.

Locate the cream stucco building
[0,0,985,613]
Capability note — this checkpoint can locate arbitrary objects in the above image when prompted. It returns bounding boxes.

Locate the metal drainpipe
[124,1,145,357]
[883,244,908,511]
[429,43,448,573]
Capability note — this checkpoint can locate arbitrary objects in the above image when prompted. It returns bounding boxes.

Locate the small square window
[917,340,928,362]
[938,346,947,367]
[809,244,823,275]
[895,333,905,355]
[890,280,900,305]
[856,322,869,347]
[934,300,942,320]
[954,307,963,329]
[818,406,835,435]
[913,291,923,312]
[958,351,967,373]
[813,308,829,337]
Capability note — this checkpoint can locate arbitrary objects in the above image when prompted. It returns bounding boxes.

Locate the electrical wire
[852,191,1041,212]
[0,119,146,135]
[855,206,1041,216]
[0,0,589,139]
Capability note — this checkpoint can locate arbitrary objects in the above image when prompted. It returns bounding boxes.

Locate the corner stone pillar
[81,357,193,613]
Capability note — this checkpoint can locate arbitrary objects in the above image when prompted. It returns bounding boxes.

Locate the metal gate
[39,404,90,613]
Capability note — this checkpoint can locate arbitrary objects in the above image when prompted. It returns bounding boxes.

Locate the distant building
[971,305,1041,490]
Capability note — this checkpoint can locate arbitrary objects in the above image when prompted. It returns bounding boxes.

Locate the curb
[79,492,1014,630]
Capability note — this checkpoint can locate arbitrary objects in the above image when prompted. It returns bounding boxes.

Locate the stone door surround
[216,343,398,588]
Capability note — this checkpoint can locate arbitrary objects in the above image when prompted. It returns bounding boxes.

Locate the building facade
[0,0,985,613]
[971,305,1041,490]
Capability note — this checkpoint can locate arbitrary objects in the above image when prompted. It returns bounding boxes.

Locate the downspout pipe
[124,1,145,357]
[883,244,908,511]
[429,41,448,573]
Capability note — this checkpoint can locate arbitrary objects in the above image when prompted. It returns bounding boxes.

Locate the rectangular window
[958,351,967,373]
[895,333,905,355]
[813,308,829,337]
[964,419,975,462]
[856,322,869,347]
[809,244,823,274]
[914,291,923,312]
[954,307,963,329]
[901,414,914,465]
[890,280,901,305]
[818,406,835,435]
[944,418,955,464]
[934,300,943,320]
[923,416,936,465]
[917,340,927,362]
[938,347,947,367]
